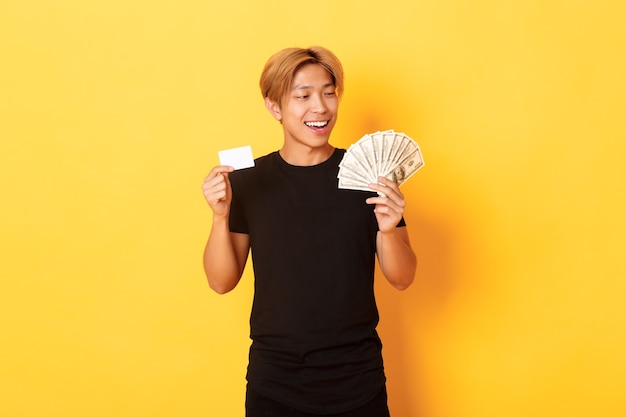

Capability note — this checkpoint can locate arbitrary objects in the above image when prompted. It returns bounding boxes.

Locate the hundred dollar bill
[337,130,424,192]
[384,147,424,186]
[338,174,372,191]
[342,142,375,181]
[339,148,373,181]
[379,131,397,175]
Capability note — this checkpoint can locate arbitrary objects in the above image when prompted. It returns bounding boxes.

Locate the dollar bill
[337,130,424,191]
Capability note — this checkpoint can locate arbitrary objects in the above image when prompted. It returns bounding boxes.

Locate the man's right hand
[202,165,235,218]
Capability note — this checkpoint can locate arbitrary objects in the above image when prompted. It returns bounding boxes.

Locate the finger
[366,196,404,214]
[202,178,227,194]
[205,165,234,181]
[373,205,403,227]
[203,185,230,208]
[202,175,231,203]
[376,176,404,198]
[204,166,234,188]
[368,178,403,199]
[367,187,405,209]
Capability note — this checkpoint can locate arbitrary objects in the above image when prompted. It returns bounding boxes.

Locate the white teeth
[305,121,328,127]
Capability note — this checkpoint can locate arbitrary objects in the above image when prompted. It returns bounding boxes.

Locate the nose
[311,93,328,113]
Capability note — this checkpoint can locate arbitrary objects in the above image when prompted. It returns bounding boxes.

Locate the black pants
[245,386,391,417]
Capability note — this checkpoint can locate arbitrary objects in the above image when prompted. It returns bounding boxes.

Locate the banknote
[337,130,424,191]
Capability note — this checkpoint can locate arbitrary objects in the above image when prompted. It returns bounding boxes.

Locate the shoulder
[229,151,279,193]
[254,151,278,169]
[230,151,277,177]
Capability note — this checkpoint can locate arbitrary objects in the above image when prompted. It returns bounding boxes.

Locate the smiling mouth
[305,121,329,128]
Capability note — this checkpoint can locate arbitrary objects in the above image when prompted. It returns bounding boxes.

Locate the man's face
[273,63,338,152]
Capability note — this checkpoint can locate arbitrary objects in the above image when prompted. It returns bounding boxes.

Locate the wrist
[212,214,230,227]
[379,227,400,238]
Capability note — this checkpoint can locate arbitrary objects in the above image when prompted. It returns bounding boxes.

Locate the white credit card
[218,145,255,170]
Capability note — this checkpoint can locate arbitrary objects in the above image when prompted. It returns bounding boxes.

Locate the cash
[338,130,424,191]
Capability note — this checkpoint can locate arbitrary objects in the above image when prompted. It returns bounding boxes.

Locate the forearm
[203,216,246,294]
[377,227,417,290]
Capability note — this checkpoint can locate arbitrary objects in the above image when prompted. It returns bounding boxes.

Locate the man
[202,46,416,417]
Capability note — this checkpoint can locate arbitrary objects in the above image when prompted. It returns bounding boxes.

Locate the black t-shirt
[228,148,404,414]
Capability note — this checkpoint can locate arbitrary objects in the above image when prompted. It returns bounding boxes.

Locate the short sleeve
[228,179,249,234]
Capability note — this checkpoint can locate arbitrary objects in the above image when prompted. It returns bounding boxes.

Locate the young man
[202,46,416,417]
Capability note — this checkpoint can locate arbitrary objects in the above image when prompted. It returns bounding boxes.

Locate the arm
[367,177,417,290]
[201,166,250,294]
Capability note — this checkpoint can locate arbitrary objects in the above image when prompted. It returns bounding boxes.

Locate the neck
[279,143,335,166]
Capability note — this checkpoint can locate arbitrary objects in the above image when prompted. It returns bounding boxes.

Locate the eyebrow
[292,82,335,91]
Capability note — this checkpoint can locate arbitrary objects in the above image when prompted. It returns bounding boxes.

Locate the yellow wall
[1,1,625,416]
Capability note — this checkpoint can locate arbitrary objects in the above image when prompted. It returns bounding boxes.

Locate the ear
[265,97,282,122]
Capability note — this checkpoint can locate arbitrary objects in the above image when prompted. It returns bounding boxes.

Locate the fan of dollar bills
[337,130,424,191]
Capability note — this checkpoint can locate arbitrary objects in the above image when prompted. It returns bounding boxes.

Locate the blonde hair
[259,46,344,107]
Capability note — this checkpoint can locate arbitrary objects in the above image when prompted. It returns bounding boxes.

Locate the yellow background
[1,1,625,416]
